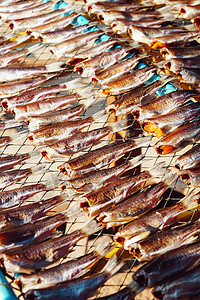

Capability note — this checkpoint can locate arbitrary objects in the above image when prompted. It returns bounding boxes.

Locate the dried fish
[129,221,200,261]
[27,11,78,35]
[141,102,200,138]
[58,137,150,178]
[0,62,66,83]
[60,155,147,194]
[15,238,110,292]
[80,164,167,217]
[173,144,200,170]
[98,182,169,228]
[9,8,69,33]
[97,281,139,300]
[108,77,171,116]
[24,256,123,300]
[87,2,143,14]
[154,120,200,155]
[179,167,200,188]
[133,89,200,122]
[152,265,200,300]
[177,67,200,84]
[102,66,156,95]
[74,46,131,77]
[0,195,66,230]
[41,119,127,160]
[49,30,103,59]
[165,57,200,73]
[0,34,29,55]
[114,191,199,247]
[160,45,200,59]
[180,4,200,19]
[0,0,39,12]
[28,110,105,146]
[3,219,102,272]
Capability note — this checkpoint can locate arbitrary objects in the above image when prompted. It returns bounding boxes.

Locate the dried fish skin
[102,66,156,95]
[180,4,200,19]
[154,120,200,155]
[179,167,200,188]
[129,221,200,261]
[173,144,200,170]
[160,45,200,59]
[0,153,29,172]
[134,89,200,122]
[141,102,200,138]
[98,182,168,228]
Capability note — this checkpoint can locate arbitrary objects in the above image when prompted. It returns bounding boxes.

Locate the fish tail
[81,219,103,236]
[128,280,145,297]
[148,162,170,178]
[129,154,151,168]
[45,62,66,73]
[43,174,61,190]
[27,149,41,161]
[77,85,96,99]
[15,34,29,45]
[109,119,128,133]
[30,162,49,176]
[95,236,112,257]
[26,43,43,54]
[181,189,199,208]
[92,109,107,123]
[11,129,28,143]
[133,136,151,148]
[162,172,179,186]
[158,6,175,21]
[79,96,97,110]
[103,255,124,277]
[64,204,85,220]
[3,119,21,129]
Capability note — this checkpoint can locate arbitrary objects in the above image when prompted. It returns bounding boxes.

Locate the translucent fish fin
[128,155,151,168]
[79,96,97,109]
[15,34,30,45]
[109,119,128,133]
[30,163,50,175]
[103,255,124,277]
[26,43,43,55]
[81,219,103,236]
[180,189,199,208]
[11,130,28,143]
[148,162,170,178]
[162,172,179,187]
[3,119,21,129]
[77,85,96,99]
[133,136,151,148]
[92,109,107,122]
[95,236,112,258]
[45,62,66,73]
[64,204,85,220]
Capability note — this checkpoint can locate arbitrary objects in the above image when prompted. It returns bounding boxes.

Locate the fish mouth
[132,110,140,120]
[41,150,47,158]
[98,14,104,21]
[174,164,180,170]
[115,236,125,245]
[155,145,175,155]
[1,100,8,111]
[28,135,33,142]
[180,8,186,14]
[75,67,83,75]
[79,201,89,213]
[9,23,14,30]
[127,28,132,36]
[165,61,171,69]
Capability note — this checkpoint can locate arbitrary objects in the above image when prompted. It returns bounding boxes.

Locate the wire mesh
[0,1,199,300]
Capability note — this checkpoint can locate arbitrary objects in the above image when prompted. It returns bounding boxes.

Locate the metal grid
[0,2,199,300]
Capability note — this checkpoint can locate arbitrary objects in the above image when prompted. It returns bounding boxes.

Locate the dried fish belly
[173,144,200,170]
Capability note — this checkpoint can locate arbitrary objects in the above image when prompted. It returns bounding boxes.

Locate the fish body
[180,4,200,19]
[173,144,200,170]
[179,167,200,188]
[154,120,200,155]
[160,45,200,59]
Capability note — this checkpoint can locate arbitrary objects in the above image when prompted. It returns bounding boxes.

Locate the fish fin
[109,119,128,133]
[11,130,28,143]
[180,189,198,208]
[132,136,151,148]
[102,255,124,277]
[77,85,96,99]
[95,236,112,258]
[26,43,43,55]
[162,172,179,187]
[79,96,97,109]
[43,174,61,190]
[128,280,145,296]
[3,119,21,129]
[30,163,50,176]
[92,109,107,122]
[15,34,30,45]
[66,78,86,90]
[81,219,103,236]
[45,62,66,73]
[128,155,151,168]
[148,162,170,178]
[64,204,85,220]
[27,148,42,161]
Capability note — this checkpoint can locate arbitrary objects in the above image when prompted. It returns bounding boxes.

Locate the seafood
[102,65,156,95]
[27,97,95,132]
[24,256,123,300]
[141,102,200,138]
[129,221,200,261]
[173,144,200,170]
[180,4,200,19]
[92,55,143,84]
[60,155,147,194]
[0,75,54,98]
[179,167,200,188]
[160,45,200,59]
[2,81,72,112]
[26,12,78,35]
[28,110,105,146]
[36,24,92,44]
[74,46,131,77]
[152,265,200,300]
[128,25,186,45]
[154,120,200,155]
[15,238,110,292]
[133,89,199,122]
[58,137,150,178]
[150,30,200,49]
[0,34,29,55]
[0,1,52,21]
[97,10,160,26]
[0,179,57,209]
[0,44,41,68]
[114,191,199,247]
[0,212,74,253]
[165,57,200,73]
[3,219,102,272]
[0,0,39,12]
[98,181,170,228]
[177,67,200,84]
[133,240,200,290]
[87,2,143,14]
[0,164,46,189]
[0,195,66,230]
[0,62,66,83]
[67,40,117,66]
[97,281,139,300]
[193,17,200,29]
[9,8,69,33]
[49,30,103,59]
[0,119,20,130]
[107,77,172,116]
[41,119,127,160]
[79,164,167,217]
